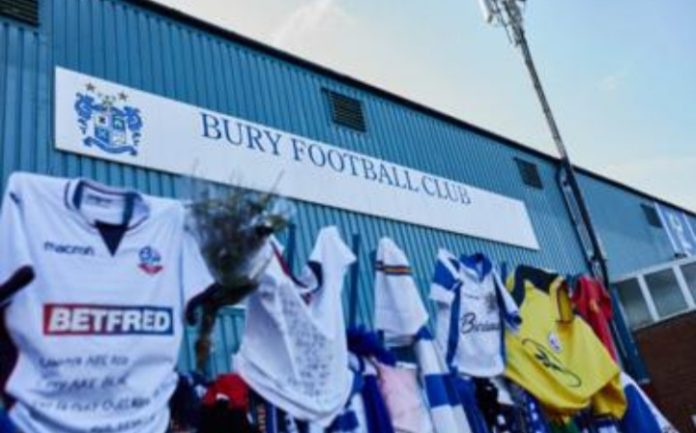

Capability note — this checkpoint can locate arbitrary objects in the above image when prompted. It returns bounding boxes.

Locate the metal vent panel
[515,158,543,189]
[642,204,663,228]
[0,0,38,25]
[325,89,366,131]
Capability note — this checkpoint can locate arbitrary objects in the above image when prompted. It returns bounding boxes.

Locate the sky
[156,0,696,210]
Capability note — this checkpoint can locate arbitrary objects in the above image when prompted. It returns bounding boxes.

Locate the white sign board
[55,67,539,249]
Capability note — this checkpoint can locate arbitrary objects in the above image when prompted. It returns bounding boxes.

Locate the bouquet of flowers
[186,181,293,372]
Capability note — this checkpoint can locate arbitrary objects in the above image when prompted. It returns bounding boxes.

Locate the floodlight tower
[477,0,609,284]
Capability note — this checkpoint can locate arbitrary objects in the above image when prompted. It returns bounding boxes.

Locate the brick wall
[635,311,696,433]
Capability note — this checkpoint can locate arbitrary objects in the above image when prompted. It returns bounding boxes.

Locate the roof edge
[128,0,557,161]
[575,166,696,217]
[128,0,696,218]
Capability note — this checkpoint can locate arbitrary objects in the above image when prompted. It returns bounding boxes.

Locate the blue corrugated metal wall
[579,174,680,278]
[0,0,687,374]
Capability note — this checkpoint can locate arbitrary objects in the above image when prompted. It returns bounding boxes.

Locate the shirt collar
[64,178,150,229]
[459,252,492,282]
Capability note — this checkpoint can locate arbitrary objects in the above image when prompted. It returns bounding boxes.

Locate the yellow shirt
[504,267,626,418]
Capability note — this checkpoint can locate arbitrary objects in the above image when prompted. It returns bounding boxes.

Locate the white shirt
[0,172,214,433]
[430,250,520,377]
[370,240,470,433]
[235,226,356,426]
[374,237,428,344]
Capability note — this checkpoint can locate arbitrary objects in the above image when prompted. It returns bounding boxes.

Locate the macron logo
[43,304,174,336]
[44,242,95,256]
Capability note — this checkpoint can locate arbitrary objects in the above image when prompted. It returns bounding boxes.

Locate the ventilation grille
[515,158,543,189]
[0,0,38,25]
[642,204,663,228]
[325,89,366,132]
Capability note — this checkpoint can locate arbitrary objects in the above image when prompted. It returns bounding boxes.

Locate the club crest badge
[548,331,563,353]
[74,82,143,156]
[138,246,163,275]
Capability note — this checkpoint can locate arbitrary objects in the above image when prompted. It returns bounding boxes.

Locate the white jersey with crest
[0,172,214,433]
[430,250,520,377]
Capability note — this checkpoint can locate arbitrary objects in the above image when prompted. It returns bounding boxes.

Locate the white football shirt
[235,226,356,426]
[430,250,520,377]
[373,237,428,344]
[0,172,214,433]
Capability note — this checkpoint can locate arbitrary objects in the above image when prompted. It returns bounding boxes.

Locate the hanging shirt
[361,362,395,433]
[374,237,429,344]
[0,172,215,433]
[571,277,618,361]
[371,240,471,433]
[619,373,680,433]
[415,328,473,433]
[430,250,521,377]
[504,266,626,419]
[376,362,434,433]
[235,226,356,426]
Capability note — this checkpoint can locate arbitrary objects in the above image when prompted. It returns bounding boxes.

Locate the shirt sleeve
[0,179,34,306]
[494,271,521,330]
[180,225,216,307]
[429,249,459,305]
[311,226,356,277]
